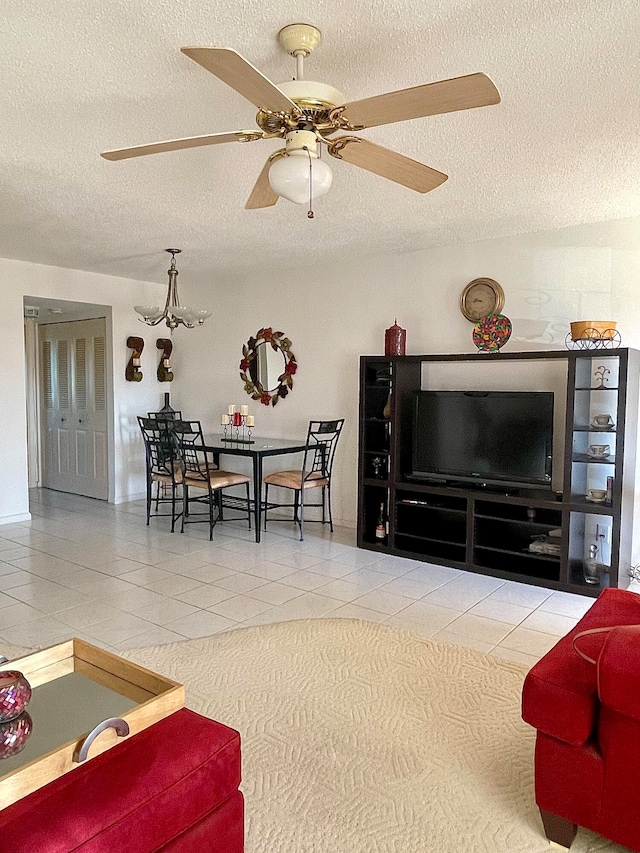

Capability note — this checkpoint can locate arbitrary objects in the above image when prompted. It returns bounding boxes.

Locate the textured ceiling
[2,0,640,287]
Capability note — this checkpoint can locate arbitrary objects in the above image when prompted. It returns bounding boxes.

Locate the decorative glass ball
[0,711,33,758]
[0,671,32,723]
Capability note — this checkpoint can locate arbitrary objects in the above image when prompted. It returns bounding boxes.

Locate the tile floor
[0,489,635,667]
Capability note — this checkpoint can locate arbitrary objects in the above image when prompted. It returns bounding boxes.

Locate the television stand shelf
[357,350,640,596]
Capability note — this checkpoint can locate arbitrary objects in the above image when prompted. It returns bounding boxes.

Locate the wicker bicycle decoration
[565,320,621,351]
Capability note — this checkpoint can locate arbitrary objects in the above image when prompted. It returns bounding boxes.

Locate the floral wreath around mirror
[240,328,297,407]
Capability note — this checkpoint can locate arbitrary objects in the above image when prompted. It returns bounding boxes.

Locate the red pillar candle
[384,319,406,356]
[233,411,242,426]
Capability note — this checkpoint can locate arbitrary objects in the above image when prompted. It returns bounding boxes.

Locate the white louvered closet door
[39,319,108,499]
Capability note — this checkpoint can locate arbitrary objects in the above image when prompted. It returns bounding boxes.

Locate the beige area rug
[122,619,627,853]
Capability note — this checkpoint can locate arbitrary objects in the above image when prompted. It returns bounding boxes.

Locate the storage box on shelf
[357,349,640,595]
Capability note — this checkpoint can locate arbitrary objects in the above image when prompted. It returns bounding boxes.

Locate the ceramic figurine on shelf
[371,457,384,479]
[594,365,611,389]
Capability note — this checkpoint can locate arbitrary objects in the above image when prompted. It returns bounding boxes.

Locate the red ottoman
[0,708,243,852]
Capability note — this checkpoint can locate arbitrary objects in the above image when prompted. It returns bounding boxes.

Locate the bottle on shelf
[375,502,387,544]
[584,543,600,585]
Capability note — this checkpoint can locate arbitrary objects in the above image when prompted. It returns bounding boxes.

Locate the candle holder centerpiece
[221,405,255,444]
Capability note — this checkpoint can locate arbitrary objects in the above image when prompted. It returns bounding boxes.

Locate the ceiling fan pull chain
[303,146,314,219]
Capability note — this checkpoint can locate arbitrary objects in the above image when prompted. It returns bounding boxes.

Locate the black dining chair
[146,411,184,507]
[171,420,252,540]
[263,419,344,541]
[137,416,184,532]
[148,410,183,420]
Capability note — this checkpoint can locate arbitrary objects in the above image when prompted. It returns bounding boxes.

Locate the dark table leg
[212,452,222,519]
[253,454,263,543]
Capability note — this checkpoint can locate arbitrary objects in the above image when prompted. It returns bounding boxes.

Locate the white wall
[0,257,167,522]
[3,216,639,542]
[171,216,640,545]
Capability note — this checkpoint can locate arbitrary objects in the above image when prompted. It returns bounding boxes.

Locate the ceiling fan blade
[342,73,500,129]
[245,151,285,209]
[328,137,447,193]
[181,47,299,114]
[101,130,263,161]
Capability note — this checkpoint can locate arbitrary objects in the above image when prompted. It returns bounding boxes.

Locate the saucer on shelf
[590,420,615,430]
[587,452,610,459]
[585,495,607,503]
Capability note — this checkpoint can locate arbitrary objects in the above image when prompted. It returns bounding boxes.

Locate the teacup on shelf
[587,488,607,501]
[591,413,614,428]
[588,444,610,458]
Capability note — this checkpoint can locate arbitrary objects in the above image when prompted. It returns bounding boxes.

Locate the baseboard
[0,512,32,526]
[334,517,356,530]
[113,492,147,505]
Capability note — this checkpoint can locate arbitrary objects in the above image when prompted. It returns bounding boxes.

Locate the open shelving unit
[357,349,640,596]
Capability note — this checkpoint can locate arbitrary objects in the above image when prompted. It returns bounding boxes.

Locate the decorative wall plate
[472,313,512,353]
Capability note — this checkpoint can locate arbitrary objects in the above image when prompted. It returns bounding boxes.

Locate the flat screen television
[411,390,554,490]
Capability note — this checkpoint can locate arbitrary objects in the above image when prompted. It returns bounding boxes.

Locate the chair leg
[327,481,334,533]
[321,485,326,524]
[264,483,269,531]
[293,490,300,523]
[170,483,176,533]
[298,489,304,542]
[245,482,251,530]
[146,477,152,526]
[181,486,188,533]
[539,808,577,850]
[209,489,215,541]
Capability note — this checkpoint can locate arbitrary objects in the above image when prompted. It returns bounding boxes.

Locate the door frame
[25,303,115,502]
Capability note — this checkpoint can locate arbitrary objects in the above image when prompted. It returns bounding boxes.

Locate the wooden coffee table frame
[0,638,184,809]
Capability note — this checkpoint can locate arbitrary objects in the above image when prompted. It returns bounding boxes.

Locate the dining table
[202,434,307,543]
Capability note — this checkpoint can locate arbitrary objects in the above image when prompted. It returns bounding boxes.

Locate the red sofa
[0,708,243,852]
[522,587,640,850]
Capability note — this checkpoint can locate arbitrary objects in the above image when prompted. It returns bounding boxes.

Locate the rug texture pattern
[125,619,623,852]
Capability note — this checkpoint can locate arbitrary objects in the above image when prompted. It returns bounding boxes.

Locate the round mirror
[240,328,297,406]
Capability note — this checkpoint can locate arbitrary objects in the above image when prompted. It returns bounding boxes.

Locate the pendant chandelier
[134,249,211,329]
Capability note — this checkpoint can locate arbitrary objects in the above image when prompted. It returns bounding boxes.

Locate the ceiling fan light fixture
[268,149,332,205]
[103,30,500,212]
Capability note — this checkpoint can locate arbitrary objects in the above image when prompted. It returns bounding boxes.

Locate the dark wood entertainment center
[357,348,640,596]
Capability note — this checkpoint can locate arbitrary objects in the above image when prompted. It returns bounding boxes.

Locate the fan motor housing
[257,80,347,137]
[277,80,345,110]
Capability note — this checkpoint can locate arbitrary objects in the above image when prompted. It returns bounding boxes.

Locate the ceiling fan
[101,23,500,214]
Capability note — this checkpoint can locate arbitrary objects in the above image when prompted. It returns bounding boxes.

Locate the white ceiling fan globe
[268,149,332,205]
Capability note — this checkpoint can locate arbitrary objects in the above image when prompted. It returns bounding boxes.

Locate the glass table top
[0,672,137,775]
[202,435,306,453]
